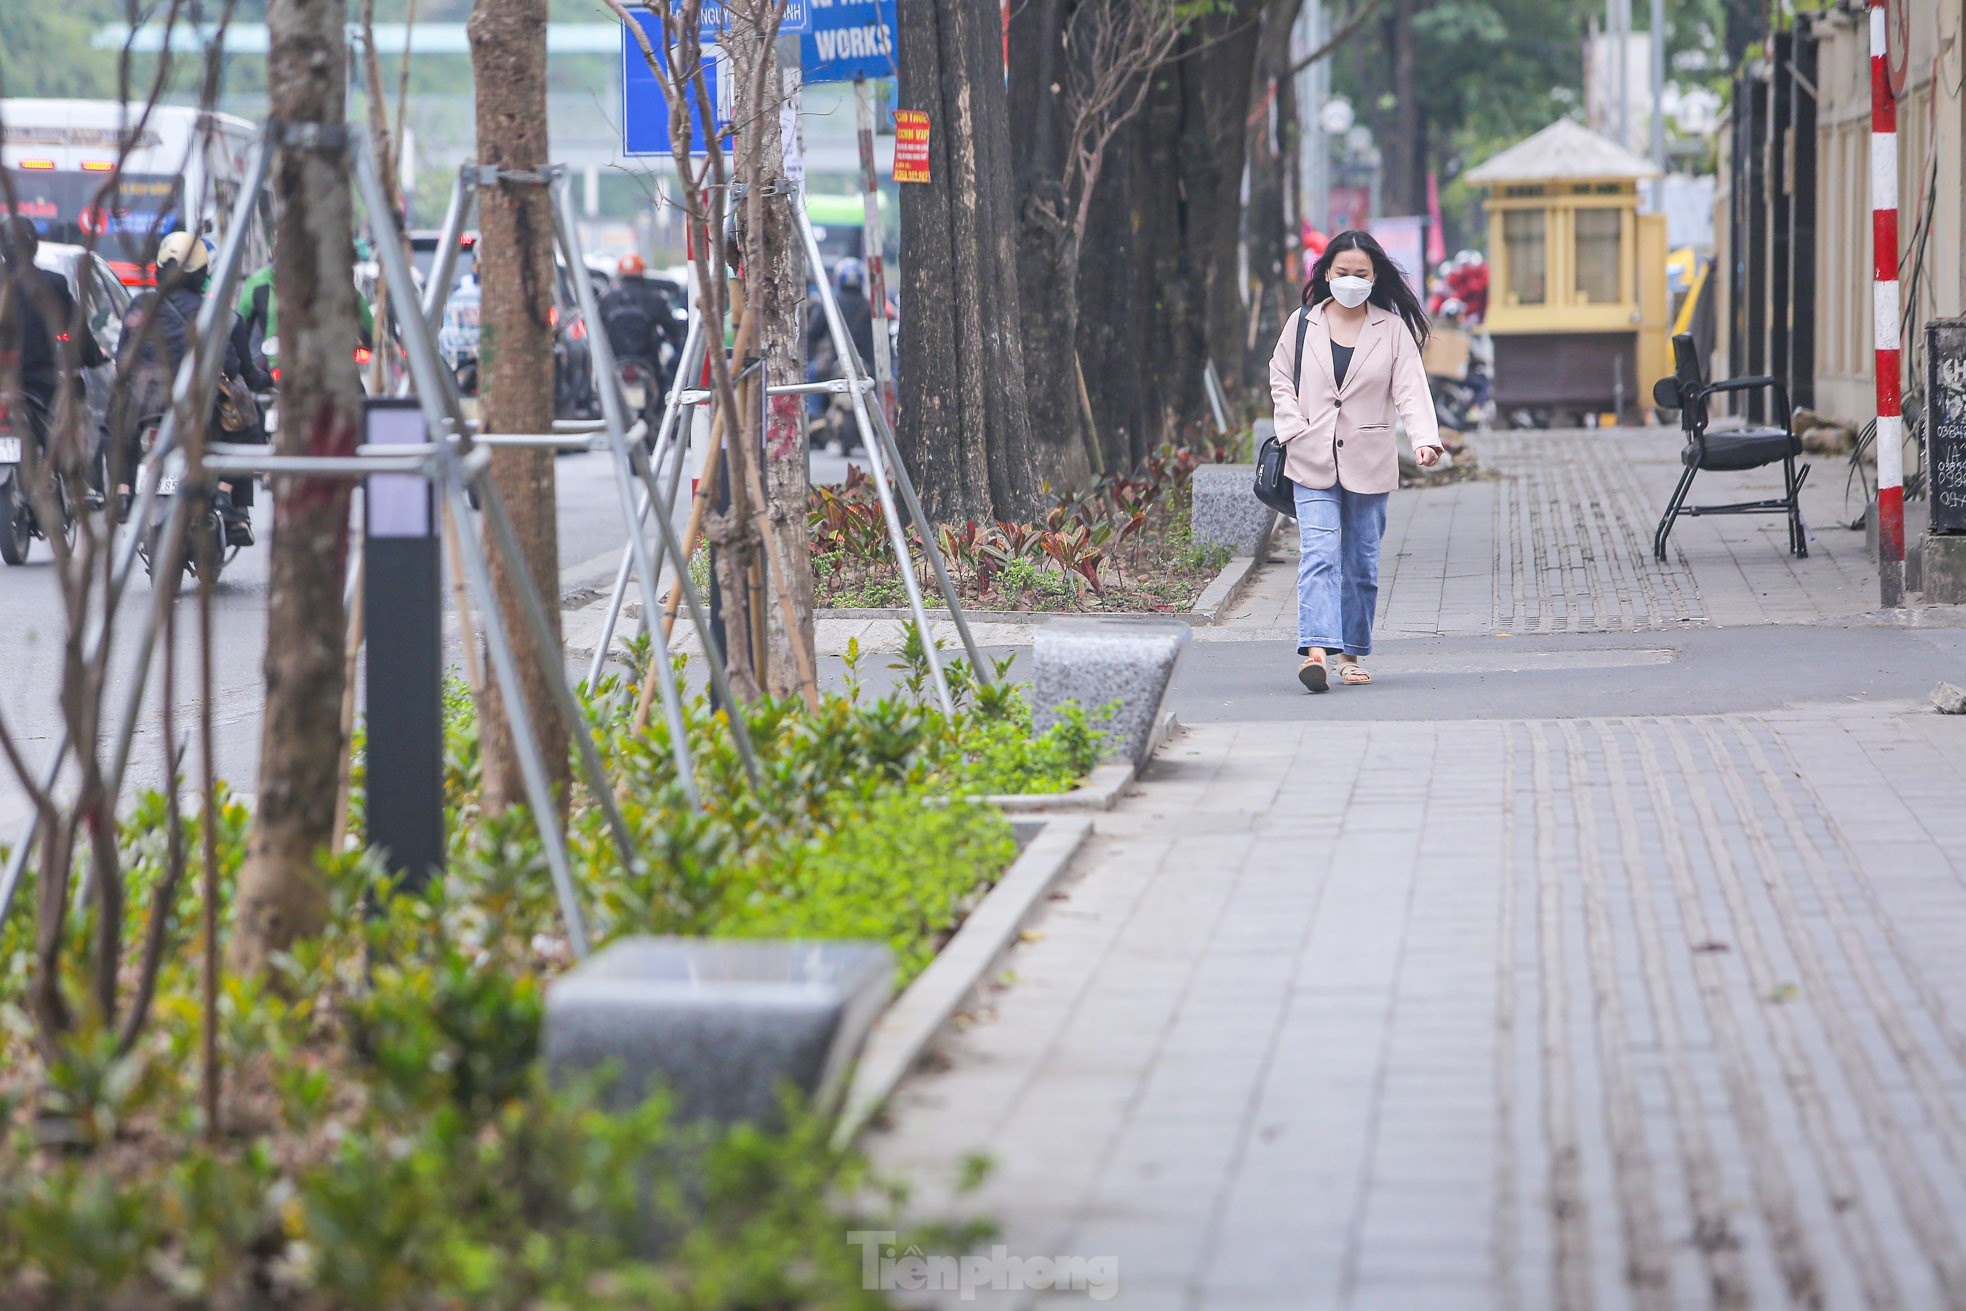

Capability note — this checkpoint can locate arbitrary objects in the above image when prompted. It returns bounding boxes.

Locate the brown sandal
[1297,653,1329,694]
[1337,661,1372,685]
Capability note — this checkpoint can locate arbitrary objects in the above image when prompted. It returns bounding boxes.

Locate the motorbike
[614,354,663,434]
[1430,373,1483,435]
[132,414,240,586]
[0,397,80,566]
[259,333,281,434]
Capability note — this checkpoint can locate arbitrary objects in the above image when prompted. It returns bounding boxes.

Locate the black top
[5,264,105,399]
[1330,341,1354,390]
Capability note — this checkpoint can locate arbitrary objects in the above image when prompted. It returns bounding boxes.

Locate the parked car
[412,230,598,420]
[35,241,129,455]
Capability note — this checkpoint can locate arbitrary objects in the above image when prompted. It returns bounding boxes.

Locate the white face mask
[1328,274,1374,309]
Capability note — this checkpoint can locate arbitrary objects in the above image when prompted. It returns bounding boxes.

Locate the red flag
[1426,171,1446,266]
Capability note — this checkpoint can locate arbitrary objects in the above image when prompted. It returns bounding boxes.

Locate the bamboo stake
[197,513,221,1140]
[632,403,725,733]
[328,552,365,854]
[441,496,486,702]
[1075,350,1105,477]
[735,409,820,708]
[633,305,761,732]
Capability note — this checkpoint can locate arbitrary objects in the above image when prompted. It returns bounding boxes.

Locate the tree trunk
[1244,0,1303,393]
[1076,114,1152,471]
[749,36,815,698]
[1138,73,1207,444]
[897,0,1036,524]
[468,0,567,816]
[1380,0,1425,216]
[231,0,363,977]
[1005,0,1092,509]
[1182,0,1267,410]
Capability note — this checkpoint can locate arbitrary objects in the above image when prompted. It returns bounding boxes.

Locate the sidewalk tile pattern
[869,707,1966,1310]
[1227,430,1880,643]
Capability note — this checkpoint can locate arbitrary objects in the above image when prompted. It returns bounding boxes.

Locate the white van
[0,99,269,286]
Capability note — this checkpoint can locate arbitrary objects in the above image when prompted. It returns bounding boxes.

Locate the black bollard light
[362,398,444,892]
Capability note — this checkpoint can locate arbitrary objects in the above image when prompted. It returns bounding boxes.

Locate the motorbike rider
[807,257,876,380]
[805,258,878,447]
[1,216,108,473]
[598,253,685,390]
[116,231,268,543]
[238,259,375,380]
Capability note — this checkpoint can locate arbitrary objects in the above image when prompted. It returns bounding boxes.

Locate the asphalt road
[1162,620,1966,721]
[812,618,1966,723]
[0,444,858,834]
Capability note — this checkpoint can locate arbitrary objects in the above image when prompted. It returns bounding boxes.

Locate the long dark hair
[1304,230,1431,346]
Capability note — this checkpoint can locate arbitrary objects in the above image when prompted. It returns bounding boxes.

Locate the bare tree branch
[1284,0,1386,79]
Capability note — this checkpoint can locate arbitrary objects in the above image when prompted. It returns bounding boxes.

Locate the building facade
[1716,1,1964,436]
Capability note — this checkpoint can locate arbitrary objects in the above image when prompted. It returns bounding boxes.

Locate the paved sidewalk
[863,430,1966,1310]
[870,703,1966,1310]
[1226,427,1882,643]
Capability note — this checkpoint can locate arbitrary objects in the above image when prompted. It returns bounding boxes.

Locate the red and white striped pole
[1870,0,1905,606]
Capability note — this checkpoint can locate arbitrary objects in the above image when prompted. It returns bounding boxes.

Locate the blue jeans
[1294,482,1389,656]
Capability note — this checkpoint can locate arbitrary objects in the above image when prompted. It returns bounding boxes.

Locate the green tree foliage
[1334,0,1735,248]
[0,2,121,99]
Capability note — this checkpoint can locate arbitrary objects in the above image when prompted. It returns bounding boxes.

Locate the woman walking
[1268,230,1443,693]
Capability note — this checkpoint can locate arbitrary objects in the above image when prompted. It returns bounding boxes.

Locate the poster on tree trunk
[893,111,930,183]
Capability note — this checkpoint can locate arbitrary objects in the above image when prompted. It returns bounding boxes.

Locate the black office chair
[1651,332,1809,562]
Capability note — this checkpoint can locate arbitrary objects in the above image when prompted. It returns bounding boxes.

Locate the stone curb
[832,815,1094,1149]
[1187,515,1276,626]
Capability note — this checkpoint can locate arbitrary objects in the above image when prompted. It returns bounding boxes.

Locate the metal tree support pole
[1869,0,1905,608]
[441,469,591,957]
[793,192,955,716]
[360,152,467,446]
[547,177,757,793]
[582,285,707,688]
[376,150,753,788]
[470,462,643,864]
[102,491,199,798]
[2,137,274,925]
[858,380,992,687]
[420,166,474,335]
[544,176,700,809]
[1203,361,1230,435]
[358,144,594,950]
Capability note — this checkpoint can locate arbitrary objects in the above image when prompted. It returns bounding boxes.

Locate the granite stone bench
[1032,617,1192,771]
[544,937,892,1127]
[1191,460,1276,556]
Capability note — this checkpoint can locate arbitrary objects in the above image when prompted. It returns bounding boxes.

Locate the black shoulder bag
[1253,306,1311,519]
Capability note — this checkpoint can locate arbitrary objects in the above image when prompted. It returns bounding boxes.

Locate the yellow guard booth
[1467,119,1670,421]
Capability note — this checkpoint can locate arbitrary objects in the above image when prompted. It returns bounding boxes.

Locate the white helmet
[156,231,212,276]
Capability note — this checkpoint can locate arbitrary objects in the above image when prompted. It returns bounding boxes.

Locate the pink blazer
[1268,301,1441,495]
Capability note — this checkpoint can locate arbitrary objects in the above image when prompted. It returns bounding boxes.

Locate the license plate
[0,437,19,463]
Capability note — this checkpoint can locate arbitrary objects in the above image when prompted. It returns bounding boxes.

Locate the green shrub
[0,642,1088,1308]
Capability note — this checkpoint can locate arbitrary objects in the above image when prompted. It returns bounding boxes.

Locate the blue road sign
[701,0,811,36]
[801,0,896,83]
[620,8,729,158]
